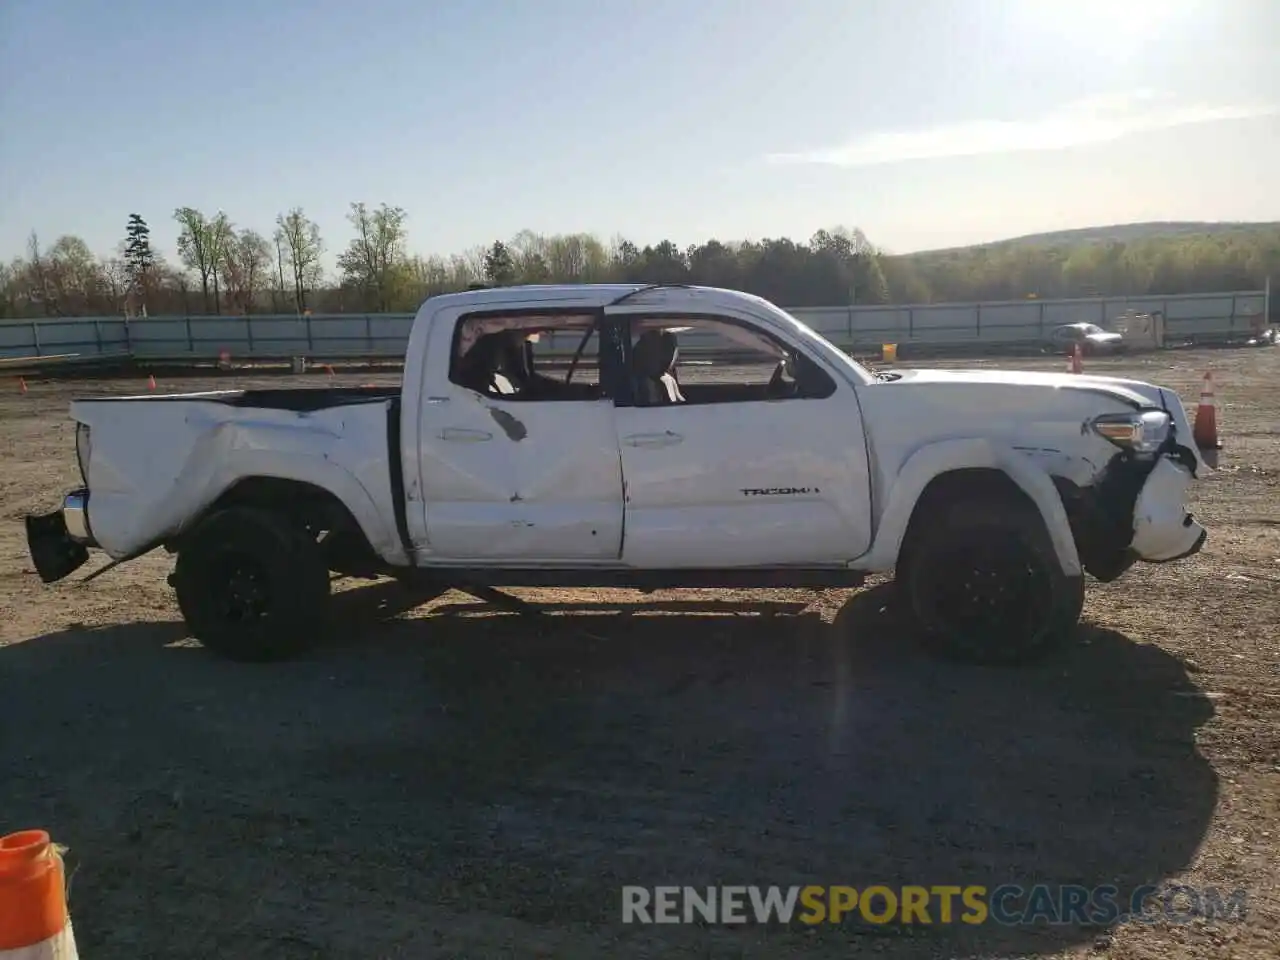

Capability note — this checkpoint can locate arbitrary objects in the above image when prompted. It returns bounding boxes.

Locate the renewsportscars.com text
[621,883,1249,926]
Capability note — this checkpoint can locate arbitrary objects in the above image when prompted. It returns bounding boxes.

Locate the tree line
[2,204,1276,320]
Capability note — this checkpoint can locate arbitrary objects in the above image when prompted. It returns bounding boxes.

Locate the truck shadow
[0,582,1217,959]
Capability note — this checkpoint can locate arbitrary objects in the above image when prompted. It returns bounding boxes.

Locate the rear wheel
[172,507,331,662]
[897,500,1084,665]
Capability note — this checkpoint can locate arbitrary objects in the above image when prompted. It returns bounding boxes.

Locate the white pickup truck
[26,283,1207,665]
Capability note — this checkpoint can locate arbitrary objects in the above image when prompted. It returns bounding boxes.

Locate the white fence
[800,290,1268,350]
[0,289,1269,363]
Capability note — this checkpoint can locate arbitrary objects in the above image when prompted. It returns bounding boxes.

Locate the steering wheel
[766,356,797,399]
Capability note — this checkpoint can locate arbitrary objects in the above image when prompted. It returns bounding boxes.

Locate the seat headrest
[498,330,530,382]
[466,333,504,366]
[633,330,679,378]
[456,333,509,392]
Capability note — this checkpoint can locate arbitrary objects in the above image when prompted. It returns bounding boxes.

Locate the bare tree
[273,234,288,312]
[158,264,193,315]
[509,229,553,283]
[0,260,19,318]
[44,236,106,314]
[102,257,130,313]
[447,253,480,291]
[220,230,271,314]
[407,254,452,299]
[24,232,57,315]
[274,208,323,313]
[458,245,488,286]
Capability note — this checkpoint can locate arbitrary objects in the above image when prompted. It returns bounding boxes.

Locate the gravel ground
[1,347,1277,959]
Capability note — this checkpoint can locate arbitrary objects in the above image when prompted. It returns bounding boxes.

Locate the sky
[1,0,1278,270]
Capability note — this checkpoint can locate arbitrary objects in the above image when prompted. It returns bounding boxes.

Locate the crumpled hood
[877,367,1206,471]
[882,368,1164,407]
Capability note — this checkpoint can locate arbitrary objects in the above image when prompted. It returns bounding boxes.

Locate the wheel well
[208,477,354,531]
[899,468,1041,558]
[184,477,381,575]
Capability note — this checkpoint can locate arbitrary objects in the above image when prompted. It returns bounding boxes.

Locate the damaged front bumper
[1130,457,1207,563]
[25,489,96,584]
[1058,444,1206,582]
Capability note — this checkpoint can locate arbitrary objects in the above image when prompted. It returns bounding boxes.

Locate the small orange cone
[326,364,335,378]
[0,830,80,958]
[1192,371,1222,450]
[148,374,157,391]
[1068,343,1083,374]
[18,377,27,394]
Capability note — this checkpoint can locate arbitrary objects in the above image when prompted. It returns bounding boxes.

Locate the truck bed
[74,385,401,412]
[70,389,404,562]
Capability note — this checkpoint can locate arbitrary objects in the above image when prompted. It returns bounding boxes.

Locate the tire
[171,506,331,662]
[896,499,1084,666]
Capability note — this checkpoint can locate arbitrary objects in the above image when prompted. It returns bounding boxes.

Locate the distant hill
[874,220,1278,306]
[902,221,1280,258]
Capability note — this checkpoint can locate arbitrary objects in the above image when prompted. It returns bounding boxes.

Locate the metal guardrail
[0,290,1269,363]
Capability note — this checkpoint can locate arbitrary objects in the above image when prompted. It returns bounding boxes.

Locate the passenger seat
[631,330,685,405]
[457,333,517,396]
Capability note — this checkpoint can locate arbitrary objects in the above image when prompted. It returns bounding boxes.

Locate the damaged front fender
[1130,457,1207,562]
[1055,440,1205,582]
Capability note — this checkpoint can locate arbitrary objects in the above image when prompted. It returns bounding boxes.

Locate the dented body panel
[404,294,626,561]
[69,392,408,565]
[28,283,1206,590]
[415,391,625,561]
[850,367,1207,575]
[1129,458,1204,561]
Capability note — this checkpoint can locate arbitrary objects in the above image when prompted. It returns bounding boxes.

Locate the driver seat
[457,333,517,396]
[632,330,685,405]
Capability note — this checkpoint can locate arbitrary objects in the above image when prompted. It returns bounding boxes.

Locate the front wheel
[896,501,1084,666]
[171,506,331,662]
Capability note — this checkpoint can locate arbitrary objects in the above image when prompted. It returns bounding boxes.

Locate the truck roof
[408,282,866,382]
[418,283,779,315]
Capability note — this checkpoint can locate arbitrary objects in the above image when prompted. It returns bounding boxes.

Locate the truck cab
[399,284,877,569]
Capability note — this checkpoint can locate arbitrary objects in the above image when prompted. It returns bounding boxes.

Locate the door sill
[395,564,865,590]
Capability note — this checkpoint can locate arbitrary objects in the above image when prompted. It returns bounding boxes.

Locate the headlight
[1091,410,1171,455]
[75,423,91,482]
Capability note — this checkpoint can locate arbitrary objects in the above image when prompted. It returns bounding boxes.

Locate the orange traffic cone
[0,830,79,958]
[1193,371,1222,450]
[148,374,157,391]
[1068,343,1083,374]
[18,377,27,394]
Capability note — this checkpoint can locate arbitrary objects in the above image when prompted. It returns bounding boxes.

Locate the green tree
[337,202,409,312]
[208,212,233,314]
[483,240,516,285]
[123,214,156,314]
[3,216,1278,319]
[174,207,217,313]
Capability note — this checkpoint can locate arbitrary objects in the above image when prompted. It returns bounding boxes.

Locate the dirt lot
[2,348,1278,959]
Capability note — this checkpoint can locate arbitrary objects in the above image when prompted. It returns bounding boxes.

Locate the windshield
[1081,323,1105,335]
[764,302,878,385]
